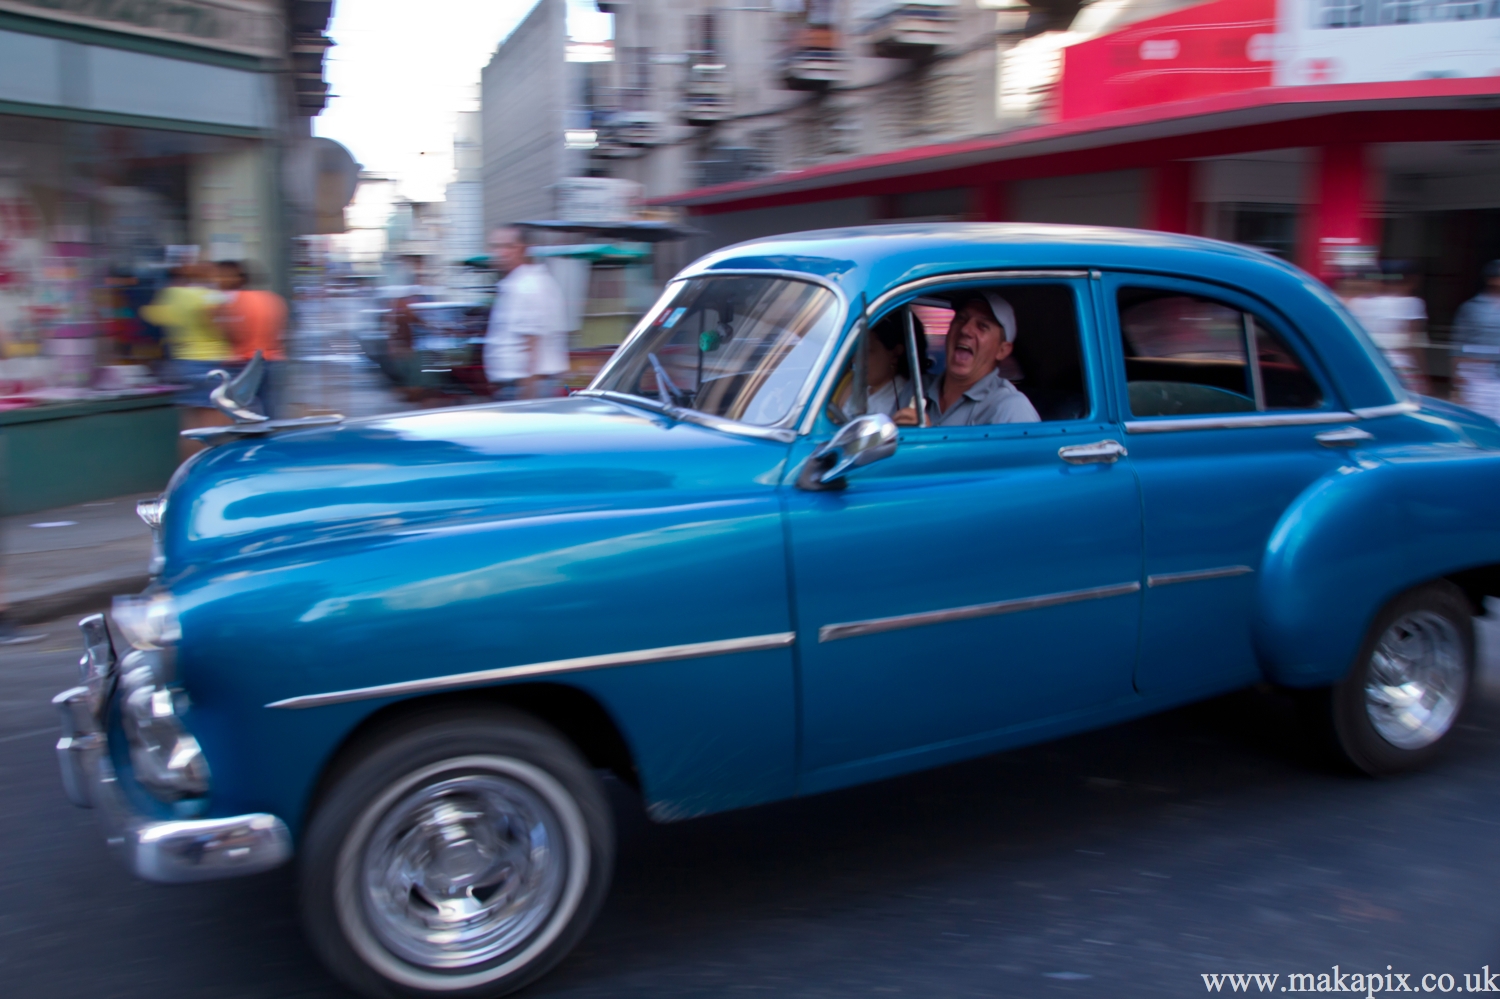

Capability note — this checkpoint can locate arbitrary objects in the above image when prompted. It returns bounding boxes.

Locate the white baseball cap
[978,292,1017,343]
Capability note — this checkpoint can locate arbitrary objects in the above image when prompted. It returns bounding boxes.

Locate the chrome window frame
[1123,411,1360,434]
[579,268,849,445]
[800,269,1094,437]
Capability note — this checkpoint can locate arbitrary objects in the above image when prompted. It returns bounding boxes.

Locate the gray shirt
[1455,292,1500,349]
[921,369,1040,426]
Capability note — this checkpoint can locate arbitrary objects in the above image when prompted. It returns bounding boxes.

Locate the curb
[10,571,152,625]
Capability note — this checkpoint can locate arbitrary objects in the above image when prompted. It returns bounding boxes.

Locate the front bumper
[54,685,292,884]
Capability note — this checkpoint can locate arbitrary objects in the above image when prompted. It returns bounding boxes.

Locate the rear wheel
[1329,582,1474,775]
[301,707,614,998]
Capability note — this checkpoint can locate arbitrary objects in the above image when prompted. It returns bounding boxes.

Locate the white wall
[481,0,567,228]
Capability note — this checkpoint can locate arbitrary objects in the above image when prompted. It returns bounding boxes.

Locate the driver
[895,292,1039,426]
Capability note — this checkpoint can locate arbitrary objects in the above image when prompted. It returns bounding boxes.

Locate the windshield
[591,275,841,427]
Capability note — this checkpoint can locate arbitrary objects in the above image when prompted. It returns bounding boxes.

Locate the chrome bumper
[53,685,292,883]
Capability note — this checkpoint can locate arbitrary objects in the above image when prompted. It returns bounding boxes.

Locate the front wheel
[1329,582,1475,775]
[301,707,614,998]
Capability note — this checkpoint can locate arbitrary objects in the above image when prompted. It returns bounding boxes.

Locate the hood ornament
[182,351,344,445]
[209,352,269,423]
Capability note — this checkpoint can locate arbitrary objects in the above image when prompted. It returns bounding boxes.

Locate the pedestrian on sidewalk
[141,264,234,455]
[1355,263,1430,395]
[1454,260,1500,421]
[216,260,288,417]
[484,226,569,401]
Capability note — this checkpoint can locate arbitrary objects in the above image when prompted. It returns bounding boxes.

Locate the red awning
[653,76,1500,215]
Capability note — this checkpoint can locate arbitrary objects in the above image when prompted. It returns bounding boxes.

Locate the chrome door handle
[1059,439,1127,464]
[1315,426,1374,447]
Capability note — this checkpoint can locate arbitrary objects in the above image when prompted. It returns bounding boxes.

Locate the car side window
[828,282,1091,428]
[1119,287,1323,418]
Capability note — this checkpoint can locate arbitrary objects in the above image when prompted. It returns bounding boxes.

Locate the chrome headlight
[137,496,165,576]
[112,592,181,651]
[77,613,117,715]
[118,661,210,801]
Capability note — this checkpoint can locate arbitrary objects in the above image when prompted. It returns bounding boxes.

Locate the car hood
[161,396,791,575]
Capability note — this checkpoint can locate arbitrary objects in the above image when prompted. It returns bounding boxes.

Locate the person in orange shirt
[216,260,288,417]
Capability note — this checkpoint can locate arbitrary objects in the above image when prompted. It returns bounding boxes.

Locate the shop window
[1228,203,1299,261]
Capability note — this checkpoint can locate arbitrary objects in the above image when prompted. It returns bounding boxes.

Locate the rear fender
[1254,447,1500,687]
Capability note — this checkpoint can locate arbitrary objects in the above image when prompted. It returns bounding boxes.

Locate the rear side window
[1118,288,1323,417]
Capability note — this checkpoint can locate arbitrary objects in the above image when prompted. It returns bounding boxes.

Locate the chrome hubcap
[1364,610,1467,750]
[360,772,568,970]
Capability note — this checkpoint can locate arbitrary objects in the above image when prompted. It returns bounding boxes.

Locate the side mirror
[797,413,899,490]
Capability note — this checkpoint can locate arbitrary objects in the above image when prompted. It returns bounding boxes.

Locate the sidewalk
[3,492,154,624]
[1,301,414,628]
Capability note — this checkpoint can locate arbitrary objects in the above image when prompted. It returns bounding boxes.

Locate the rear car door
[1102,272,1351,700]
[784,272,1144,793]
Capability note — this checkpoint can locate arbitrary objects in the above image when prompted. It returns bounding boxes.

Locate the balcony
[782,28,845,90]
[593,111,663,158]
[863,1,957,59]
[682,64,732,126]
[609,110,664,147]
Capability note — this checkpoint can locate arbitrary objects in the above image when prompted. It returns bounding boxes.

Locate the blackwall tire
[1330,582,1475,776]
[300,707,614,999]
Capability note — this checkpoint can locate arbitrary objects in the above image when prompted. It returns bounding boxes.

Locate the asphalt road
[6,614,1500,999]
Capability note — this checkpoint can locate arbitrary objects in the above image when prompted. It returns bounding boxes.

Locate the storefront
[0,4,286,510]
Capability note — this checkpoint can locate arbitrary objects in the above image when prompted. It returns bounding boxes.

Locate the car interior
[830,283,1091,425]
[1118,287,1324,417]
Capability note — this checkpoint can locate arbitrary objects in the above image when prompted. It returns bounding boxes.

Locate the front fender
[1254,445,1500,687]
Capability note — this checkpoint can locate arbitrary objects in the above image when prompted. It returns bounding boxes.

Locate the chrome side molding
[267,631,798,709]
[1351,401,1419,419]
[1315,426,1375,447]
[818,581,1141,643]
[1146,565,1254,588]
[1124,411,1359,434]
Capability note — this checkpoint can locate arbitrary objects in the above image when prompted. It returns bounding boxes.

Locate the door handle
[1314,426,1374,447]
[1058,439,1127,464]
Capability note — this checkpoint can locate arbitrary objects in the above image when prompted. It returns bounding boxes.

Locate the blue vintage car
[55,224,1500,997]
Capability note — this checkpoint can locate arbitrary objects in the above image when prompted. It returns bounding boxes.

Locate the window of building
[1225,203,1300,261]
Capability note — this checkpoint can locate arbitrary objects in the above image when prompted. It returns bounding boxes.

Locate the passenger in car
[895,292,1040,426]
[833,312,931,419]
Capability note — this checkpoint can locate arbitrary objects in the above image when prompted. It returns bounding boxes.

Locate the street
[6,616,1500,997]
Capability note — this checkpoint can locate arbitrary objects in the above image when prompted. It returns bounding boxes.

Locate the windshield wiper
[648,352,694,408]
[576,388,670,414]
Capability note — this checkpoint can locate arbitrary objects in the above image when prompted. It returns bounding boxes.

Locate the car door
[783,273,1144,793]
[1102,272,1350,699]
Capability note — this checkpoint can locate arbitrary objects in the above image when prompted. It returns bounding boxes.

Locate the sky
[315,0,612,204]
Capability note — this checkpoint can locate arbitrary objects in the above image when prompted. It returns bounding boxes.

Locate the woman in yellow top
[141,264,236,454]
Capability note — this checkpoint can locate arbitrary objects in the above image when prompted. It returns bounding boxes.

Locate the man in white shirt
[484,226,570,400]
[1347,268,1428,393]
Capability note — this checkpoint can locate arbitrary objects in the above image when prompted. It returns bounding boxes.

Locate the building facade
[477,0,1500,391]
[647,0,1500,394]
[0,0,335,510]
[479,0,1213,222]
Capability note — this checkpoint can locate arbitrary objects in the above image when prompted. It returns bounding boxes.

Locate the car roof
[686,223,1301,294]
